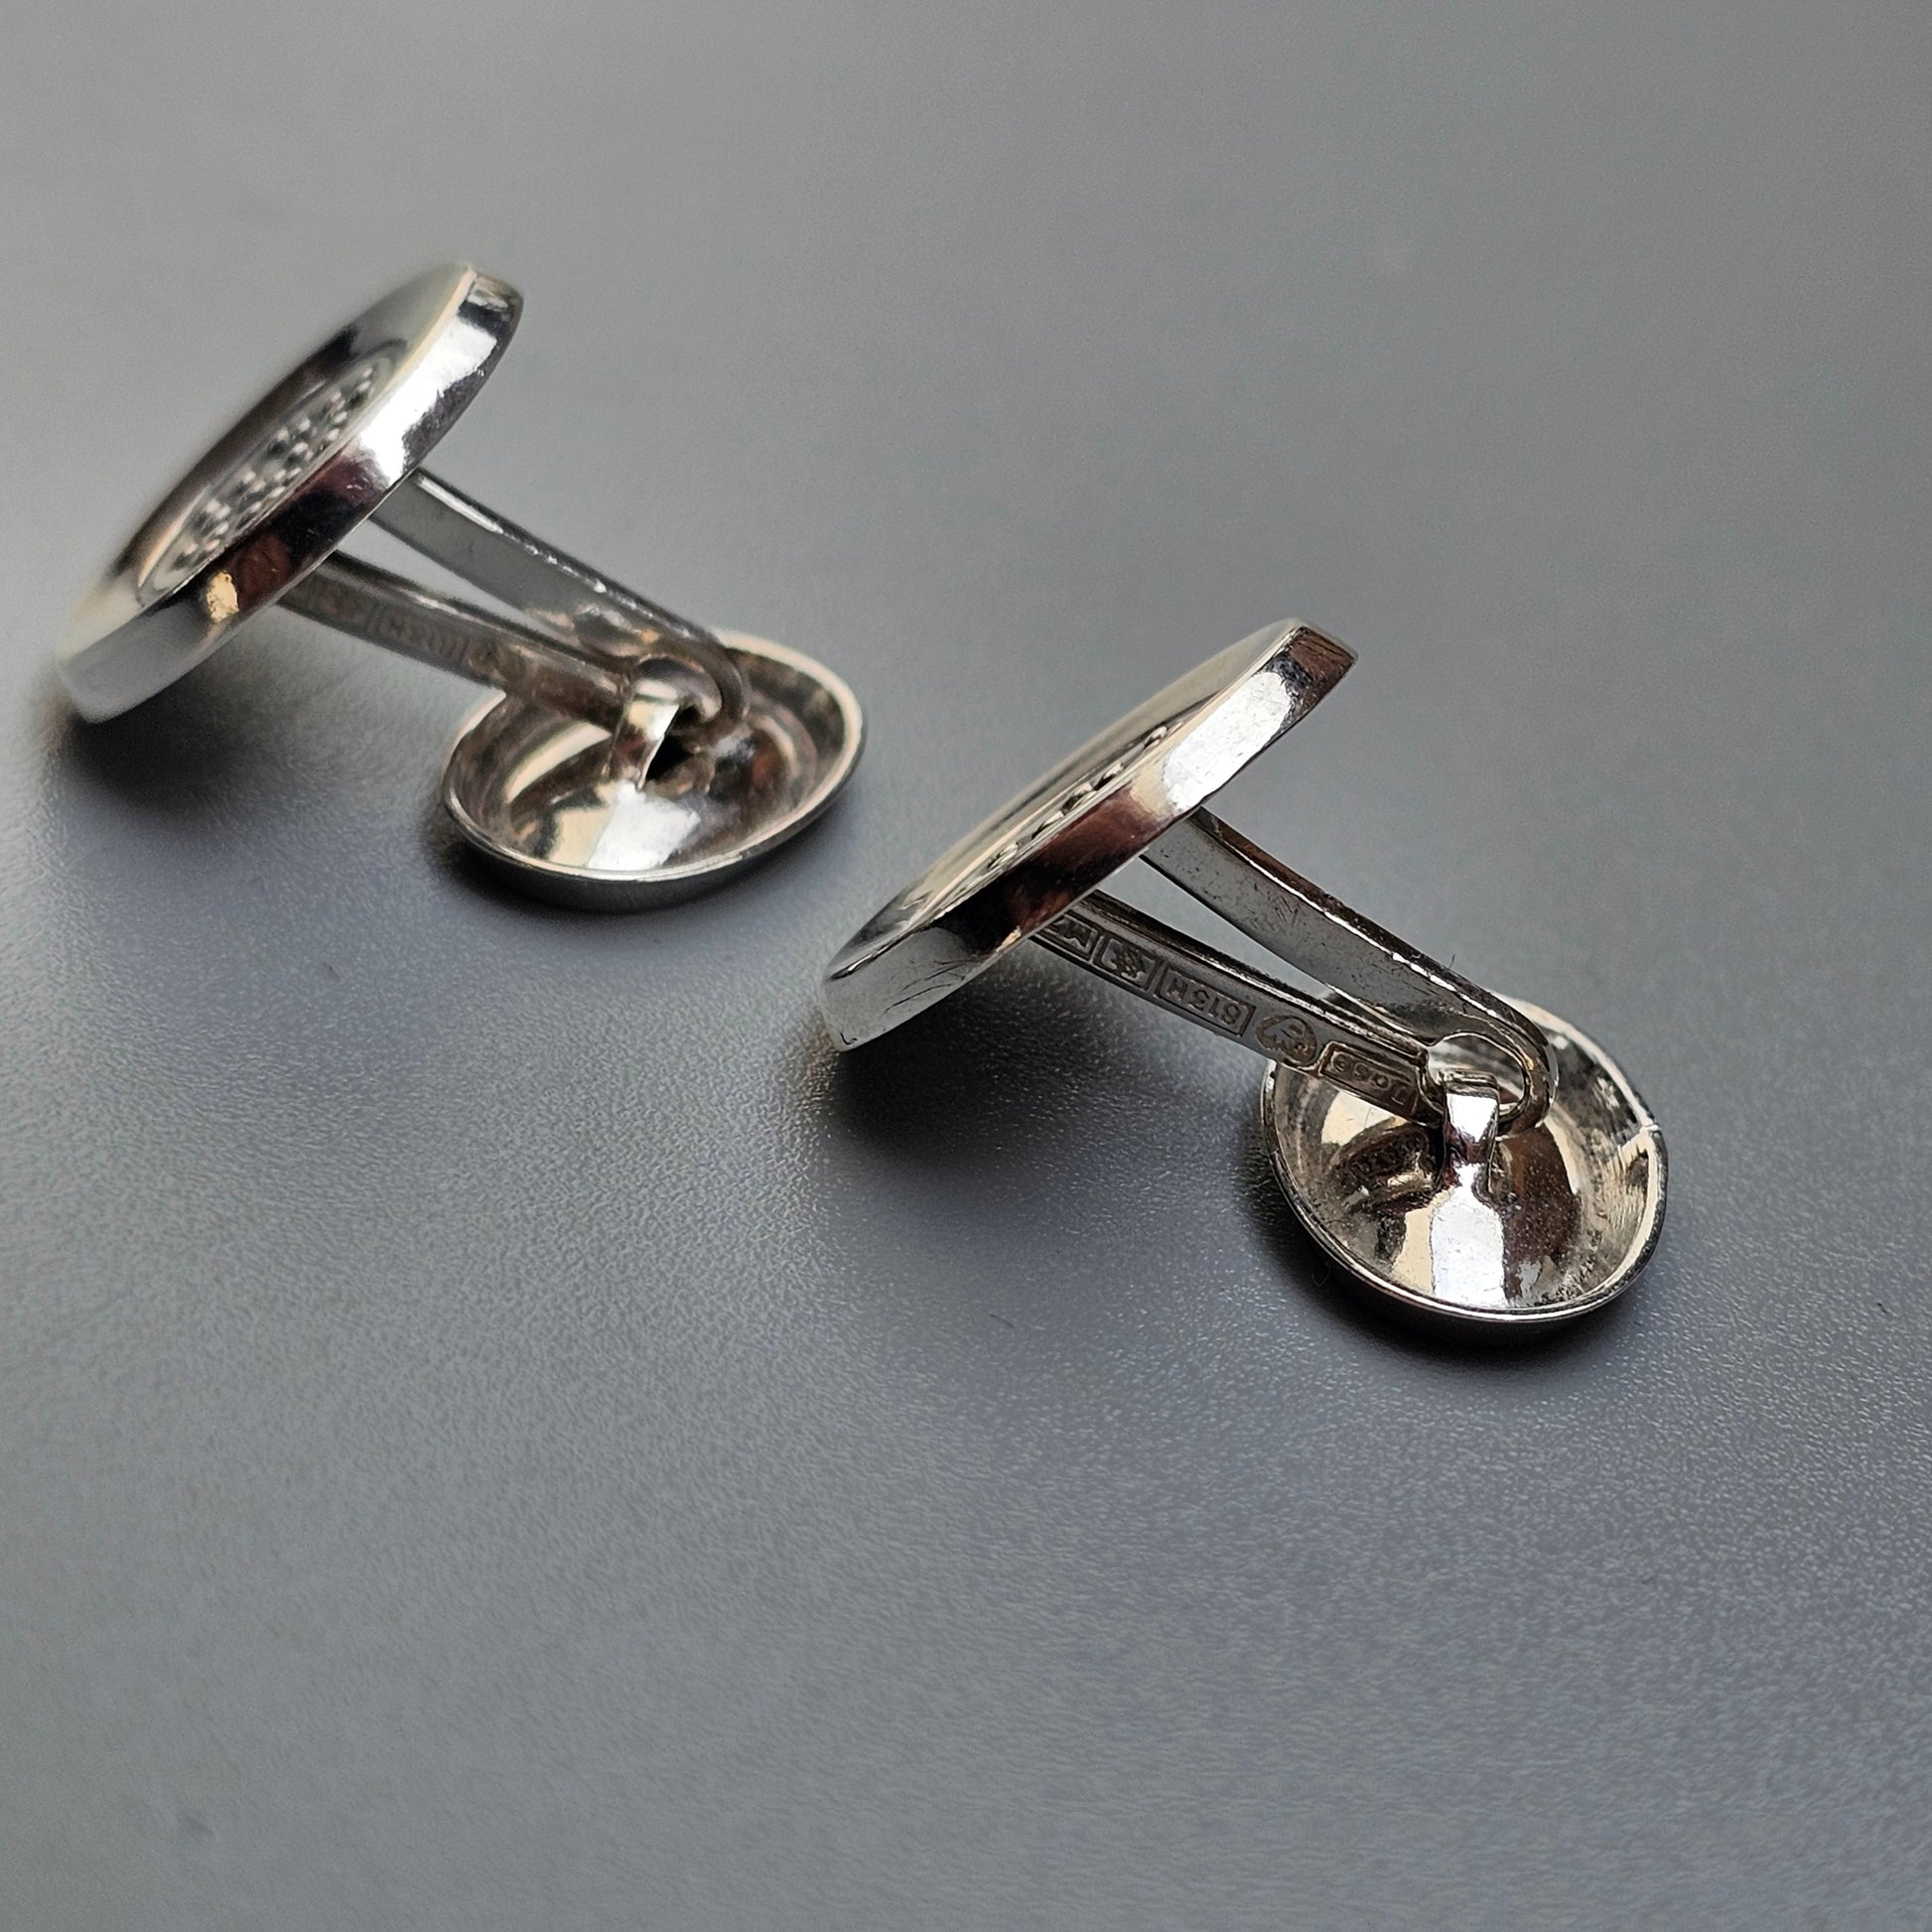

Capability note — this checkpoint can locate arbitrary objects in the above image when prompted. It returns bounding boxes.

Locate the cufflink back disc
[820,623,1665,1326]
[1263,1004,1664,1324]
[59,264,861,906]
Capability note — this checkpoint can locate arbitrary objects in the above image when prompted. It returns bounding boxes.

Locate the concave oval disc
[1263,1000,1666,1325]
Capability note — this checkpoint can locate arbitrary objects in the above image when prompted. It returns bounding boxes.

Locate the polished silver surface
[1141,810,1552,1125]
[1264,1002,1667,1324]
[57,265,858,902]
[821,630,1664,1324]
[8,5,1923,1914]
[443,632,863,908]
[369,467,751,728]
[819,622,1355,1046]
[60,264,520,721]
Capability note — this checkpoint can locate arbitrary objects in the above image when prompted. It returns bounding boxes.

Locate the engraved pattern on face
[883,721,1179,929]
[961,722,1172,889]
[141,350,395,599]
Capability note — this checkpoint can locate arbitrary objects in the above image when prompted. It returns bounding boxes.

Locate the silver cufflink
[821,623,1666,1326]
[59,264,861,906]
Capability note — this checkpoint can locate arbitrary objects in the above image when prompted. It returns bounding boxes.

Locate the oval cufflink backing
[58,264,862,906]
[819,624,1665,1326]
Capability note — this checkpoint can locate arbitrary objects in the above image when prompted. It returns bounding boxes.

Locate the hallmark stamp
[1155,966,1253,1036]
[1040,913,1102,962]
[1255,1011,1318,1066]
[1093,934,1158,989]
[1318,1041,1418,1116]
[294,575,441,659]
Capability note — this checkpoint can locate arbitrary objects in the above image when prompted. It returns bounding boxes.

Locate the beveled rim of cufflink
[818,621,1355,1048]
[60,264,519,721]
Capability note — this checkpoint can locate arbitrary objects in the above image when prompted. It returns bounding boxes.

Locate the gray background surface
[2,2,1928,1925]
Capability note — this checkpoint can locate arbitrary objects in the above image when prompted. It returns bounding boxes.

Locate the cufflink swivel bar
[1035,807,1553,1133]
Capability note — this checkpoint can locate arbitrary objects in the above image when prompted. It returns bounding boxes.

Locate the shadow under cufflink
[822,945,1182,1173]
[40,616,356,823]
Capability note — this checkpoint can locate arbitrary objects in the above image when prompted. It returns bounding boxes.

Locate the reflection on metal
[821,624,1664,1326]
[60,264,861,904]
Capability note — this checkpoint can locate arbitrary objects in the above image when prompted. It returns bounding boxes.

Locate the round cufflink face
[1263,1001,1667,1325]
[443,632,864,908]
[60,264,517,721]
[819,621,1354,1046]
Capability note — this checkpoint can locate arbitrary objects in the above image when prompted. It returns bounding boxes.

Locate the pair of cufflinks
[61,265,1666,1332]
